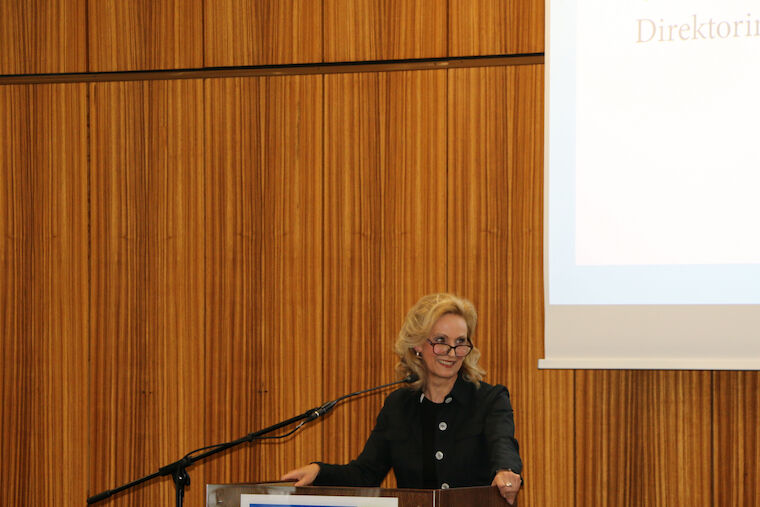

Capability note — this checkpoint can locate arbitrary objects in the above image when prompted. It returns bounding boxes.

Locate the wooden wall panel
[446,65,515,381]
[324,0,447,62]
[449,0,509,57]
[88,0,203,72]
[576,371,713,506]
[577,371,631,506]
[203,77,262,486]
[713,372,760,505]
[380,69,448,352]
[0,1,86,74]
[447,65,573,506]
[88,79,205,505]
[322,72,386,466]
[321,70,447,486]
[253,74,323,480]
[447,66,512,313]
[204,0,322,67]
[204,75,323,487]
[449,0,544,56]
[505,0,545,55]
[0,83,88,504]
[503,66,573,507]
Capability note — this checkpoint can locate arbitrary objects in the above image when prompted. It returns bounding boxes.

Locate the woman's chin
[429,362,462,379]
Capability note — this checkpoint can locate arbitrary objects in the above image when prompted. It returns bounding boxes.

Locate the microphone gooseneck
[306,375,417,422]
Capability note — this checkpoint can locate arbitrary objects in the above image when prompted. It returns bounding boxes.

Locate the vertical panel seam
[321,0,325,64]
[201,76,208,472]
[445,2,451,293]
[320,71,326,454]
[573,370,577,507]
[446,0,451,57]
[710,370,714,505]
[201,0,206,68]
[85,0,90,71]
[85,80,93,497]
[445,68,449,291]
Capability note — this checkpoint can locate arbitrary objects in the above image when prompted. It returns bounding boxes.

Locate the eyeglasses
[426,339,473,357]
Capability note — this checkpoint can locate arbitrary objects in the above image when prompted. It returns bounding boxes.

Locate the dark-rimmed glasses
[426,339,473,357]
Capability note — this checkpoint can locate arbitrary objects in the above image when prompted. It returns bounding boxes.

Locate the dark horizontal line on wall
[0,54,544,85]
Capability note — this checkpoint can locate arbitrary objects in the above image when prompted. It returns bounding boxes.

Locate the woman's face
[415,313,469,383]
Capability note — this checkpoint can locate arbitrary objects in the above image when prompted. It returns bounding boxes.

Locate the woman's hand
[492,469,521,504]
[280,463,320,486]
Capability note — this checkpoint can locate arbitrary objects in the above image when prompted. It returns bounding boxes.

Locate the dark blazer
[315,375,522,489]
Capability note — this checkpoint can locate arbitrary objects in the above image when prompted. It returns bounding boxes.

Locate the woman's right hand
[280,463,320,486]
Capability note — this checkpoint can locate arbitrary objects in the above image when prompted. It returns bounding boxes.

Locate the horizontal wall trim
[0,54,544,85]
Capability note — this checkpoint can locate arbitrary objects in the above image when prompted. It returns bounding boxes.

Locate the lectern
[206,483,515,507]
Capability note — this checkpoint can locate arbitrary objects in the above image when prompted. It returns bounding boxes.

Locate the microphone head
[403,373,419,383]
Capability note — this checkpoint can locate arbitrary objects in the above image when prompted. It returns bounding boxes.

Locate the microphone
[306,374,418,421]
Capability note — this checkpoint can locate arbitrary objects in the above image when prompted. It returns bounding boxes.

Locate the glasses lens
[433,343,449,355]
[455,345,471,357]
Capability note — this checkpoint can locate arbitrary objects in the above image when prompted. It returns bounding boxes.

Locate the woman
[282,293,523,504]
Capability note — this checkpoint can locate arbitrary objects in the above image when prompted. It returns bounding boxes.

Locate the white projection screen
[541,0,760,369]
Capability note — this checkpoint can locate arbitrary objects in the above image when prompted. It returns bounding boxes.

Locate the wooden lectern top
[206,482,514,507]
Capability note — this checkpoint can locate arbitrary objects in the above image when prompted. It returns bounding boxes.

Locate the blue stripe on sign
[248,504,357,507]
[247,504,358,507]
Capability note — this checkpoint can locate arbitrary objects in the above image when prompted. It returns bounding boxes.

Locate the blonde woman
[282,293,522,504]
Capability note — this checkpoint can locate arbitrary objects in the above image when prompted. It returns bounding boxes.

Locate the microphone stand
[87,375,417,506]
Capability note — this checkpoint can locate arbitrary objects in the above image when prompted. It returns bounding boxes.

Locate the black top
[420,396,443,488]
[315,375,522,489]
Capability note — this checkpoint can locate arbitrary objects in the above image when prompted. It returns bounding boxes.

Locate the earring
[415,350,422,358]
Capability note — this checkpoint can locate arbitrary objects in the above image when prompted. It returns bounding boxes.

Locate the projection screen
[541,0,760,369]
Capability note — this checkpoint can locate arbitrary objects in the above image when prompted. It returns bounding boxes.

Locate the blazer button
[441,483,450,489]
[435,451,444,460]
[438,422,448,431]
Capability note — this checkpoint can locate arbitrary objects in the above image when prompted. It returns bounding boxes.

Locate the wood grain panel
[0,1,86,74]
[324,0,447,62]
[447,66,513,368]
[576,371,712,506]
[204,75,323,486]
[449,0,545,56]
[88,0,203,72]
[203,77,263,485]
[88,79,205,505]
[204,0,322,67]
[447,65,572,506]
[381,69,448,359]
[0,83,88,504]
[322,72,386,467]
[502,65,570,506]
[506,0,545,55]
[713,371,760,505]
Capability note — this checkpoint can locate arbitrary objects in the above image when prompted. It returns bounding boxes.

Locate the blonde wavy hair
[395,293,486,390]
